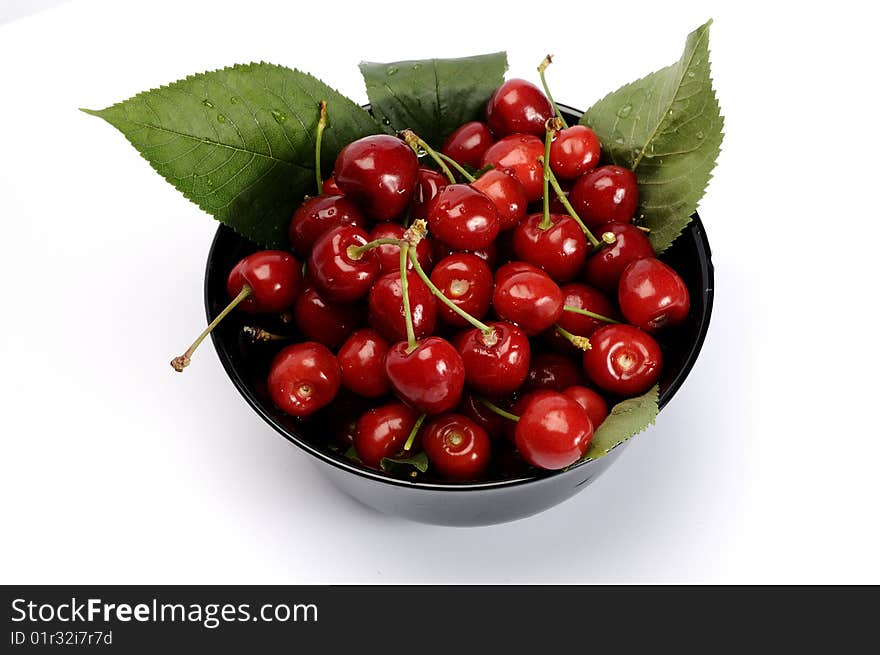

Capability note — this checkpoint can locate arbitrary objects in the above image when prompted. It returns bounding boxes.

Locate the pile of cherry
[173,71,691,482]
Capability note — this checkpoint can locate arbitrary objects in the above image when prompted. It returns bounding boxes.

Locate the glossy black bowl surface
[205,105,714,526]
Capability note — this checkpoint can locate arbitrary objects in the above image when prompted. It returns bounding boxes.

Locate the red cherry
[412,167,449,221]
[480,134,545,202]
[368,270,437,342]
[288,195,367,256]
[549,125,601,180]
[456,321,530,396]
[426,184,500,250]
[550,283,615,353]
[321,176,342,195]
[569,165,639,231]
[471,169,528,231]
[368,223,433,274]
[548,180,572,214]
[226,250,302,314]
[441,121,495,169]
[384,337,465,415]
[293,285,361,349]
[354,402,420,469]
[514,391,593,470]
[583,324,663,396]
[431,241,498,270]
[582,222,655,293]
[563,386,609,430]
[486,79,553,138]
[618,258,690,331]
[458,391,509,440]
[422,414,491,480]
[512,213,588,282]
[338,328,391,398]
[429,253,493,327]
[492,269,563,336]
[523,352,583,392]
[308,225,379,302]
[494,260,543,286]
[268,342,341,417]
[333,134,419,221]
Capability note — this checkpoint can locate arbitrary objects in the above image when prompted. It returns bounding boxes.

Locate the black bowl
[205,105,714,526]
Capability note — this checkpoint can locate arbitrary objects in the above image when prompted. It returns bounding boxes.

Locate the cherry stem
[399,242,417,353]
[537,55,569,129]
[403,413,427,452]
[171,285,251,372]
[477,397,520,423]
[242,326,290,342]
[539,123,556,230]
[400,129,456,184]
[315,100,328,195]
[546,168,601,248]
[436,151,475,182]
[347,237,405,260]
[407,247,493,337]
[562,305,619,324]
[554,324,592,351]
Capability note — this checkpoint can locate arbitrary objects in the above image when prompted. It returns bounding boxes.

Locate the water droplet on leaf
[387,66,399,75]
[271,109,287,124]
[616,104,632,118]
[217,114,226,123]
[202,99,214,108]
[230,96,239,104]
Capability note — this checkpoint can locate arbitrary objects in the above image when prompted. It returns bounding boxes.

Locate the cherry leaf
[583,385,659,460]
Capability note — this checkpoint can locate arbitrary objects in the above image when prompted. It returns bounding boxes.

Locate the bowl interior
[205,104,714,490]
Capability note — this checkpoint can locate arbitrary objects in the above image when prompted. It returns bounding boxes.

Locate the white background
[1,0,878,584]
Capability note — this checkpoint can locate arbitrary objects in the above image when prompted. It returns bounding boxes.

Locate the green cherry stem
[171,285,252,372]
[546,168,601,248]
[314,100,328,194]
[562,305,620,324]
[399,242,417,353]
[436,151,476,182]
[538,120,557,230]
[242,326,290,342]
[403,413,427,452]
[554,324,592,351]
[400,129,456,184]
[537,55,569,129]
[477,397,520,423]
[346,237,405,261]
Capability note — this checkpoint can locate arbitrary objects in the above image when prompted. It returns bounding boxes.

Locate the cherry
[618,258,690,331]
[338,328,391,398]
[480,135,545,202]
[308,225,379,302]
[426,184,500,250]
[289,195,367,255]
[368,270,437,342]
[171,250,302,371]
[550,283,615,353]
[321,176,341,195]
[429,253,493,327]
[548,180,572,214]
[293,285,361,349]
[485,79,553,138]
[494,260,543,286]
[549,125,601,180]
[512,213,588,282]
[431,241,498,270]
[412,167,449,221]
[333,134,419,221]
[441,121,495,169]
[514,391,593,470]
[582,222,655,293]
[470,169,528,231]
[456,321,530,396]
[422,414,491,480]
[353,402,420,469]
[524,352,583,392]
[563,386,609,429]
[569,165,639,231]
[369,223,433,274]
[267,342,341,417]
[583,324,662,396]
[492,269,563,336]
[385,337,465,415]
[458,391,508,440]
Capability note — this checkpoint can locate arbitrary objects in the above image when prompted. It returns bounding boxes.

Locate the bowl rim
[206,103,715,492]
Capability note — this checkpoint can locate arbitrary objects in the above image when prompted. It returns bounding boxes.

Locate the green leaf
[582,21,723,252]
[360,53,508,147]
[380,451,429,475]
[83,63,381,248]
[583,385,659,460]
[344,446,361,464]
